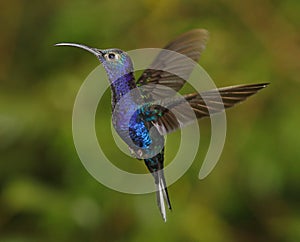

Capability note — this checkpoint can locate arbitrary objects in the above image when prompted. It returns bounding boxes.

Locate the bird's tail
[144,149,171,222]
[154,169,172,222]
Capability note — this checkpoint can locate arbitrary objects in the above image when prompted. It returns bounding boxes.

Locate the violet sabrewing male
[55,29,268,222]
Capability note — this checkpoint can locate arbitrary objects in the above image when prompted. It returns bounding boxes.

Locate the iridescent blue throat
[110,72,136,110]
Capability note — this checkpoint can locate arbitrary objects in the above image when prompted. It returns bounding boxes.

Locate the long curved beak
[54,43,103,57]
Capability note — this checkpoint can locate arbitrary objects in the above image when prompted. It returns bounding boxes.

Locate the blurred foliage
[1,0,300,241]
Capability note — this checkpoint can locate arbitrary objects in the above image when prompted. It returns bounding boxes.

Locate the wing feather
[136,29,209,100]
[141,83,269,136]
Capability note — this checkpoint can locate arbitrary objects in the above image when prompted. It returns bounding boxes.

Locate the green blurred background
[1,0,300,241]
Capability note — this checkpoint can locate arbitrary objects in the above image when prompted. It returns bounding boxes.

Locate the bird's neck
[110,72,137,110]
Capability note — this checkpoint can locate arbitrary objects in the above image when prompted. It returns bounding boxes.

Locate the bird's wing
[141,83,269,136]
[136,29,209,100]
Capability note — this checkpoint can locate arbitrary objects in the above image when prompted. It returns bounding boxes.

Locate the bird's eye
[105,52,119,61]
[108,53,115,59]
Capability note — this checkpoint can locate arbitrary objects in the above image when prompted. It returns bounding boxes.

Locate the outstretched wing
[141,83,269,135]
[136,29,209,100]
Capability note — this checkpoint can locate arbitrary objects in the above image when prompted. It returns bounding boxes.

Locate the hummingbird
[55,29,268,222]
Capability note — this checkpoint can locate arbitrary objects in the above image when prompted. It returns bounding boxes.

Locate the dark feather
[142,83,269,136]
[136,29,209,100]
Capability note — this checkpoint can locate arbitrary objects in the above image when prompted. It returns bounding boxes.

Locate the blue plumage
[129,110,152,148]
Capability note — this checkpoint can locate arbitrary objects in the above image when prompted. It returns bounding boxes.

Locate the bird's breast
[112,105,164,159]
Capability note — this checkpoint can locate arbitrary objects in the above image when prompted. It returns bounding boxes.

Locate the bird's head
[55,43,134,83]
